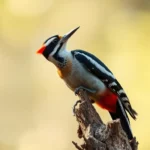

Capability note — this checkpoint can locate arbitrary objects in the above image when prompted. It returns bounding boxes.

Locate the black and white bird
[37,27,137,140]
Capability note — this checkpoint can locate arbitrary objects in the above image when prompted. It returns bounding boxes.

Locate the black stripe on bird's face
[53,43,64,63]
[42,35,60,59]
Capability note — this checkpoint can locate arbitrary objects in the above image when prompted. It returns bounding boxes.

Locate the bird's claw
[74,86,96,96]
[75,87,84,95]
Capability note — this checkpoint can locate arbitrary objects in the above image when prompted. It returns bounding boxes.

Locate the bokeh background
[0,0,150,149]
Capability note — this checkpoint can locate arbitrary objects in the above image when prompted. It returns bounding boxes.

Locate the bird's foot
[74,86,96,95]
[73,100,81,115]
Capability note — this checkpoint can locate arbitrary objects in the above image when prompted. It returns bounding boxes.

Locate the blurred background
[0,0,150,149]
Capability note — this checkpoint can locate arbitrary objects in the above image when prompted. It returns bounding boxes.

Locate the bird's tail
[109,99,133,140]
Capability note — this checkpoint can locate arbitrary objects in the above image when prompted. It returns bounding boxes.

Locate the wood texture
[72,90,138,150]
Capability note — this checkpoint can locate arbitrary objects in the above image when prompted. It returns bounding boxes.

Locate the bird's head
[37,27,79,63]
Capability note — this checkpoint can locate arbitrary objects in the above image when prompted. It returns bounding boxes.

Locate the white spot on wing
[76,52,115,79]
[102,79,108,82]
[108,82,117,87]
[118,89,125,95]
[122,97,128,101]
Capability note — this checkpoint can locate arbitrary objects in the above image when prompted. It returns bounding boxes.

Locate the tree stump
[72,90,138,150]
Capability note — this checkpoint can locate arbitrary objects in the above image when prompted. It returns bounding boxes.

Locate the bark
[72,90,138,150]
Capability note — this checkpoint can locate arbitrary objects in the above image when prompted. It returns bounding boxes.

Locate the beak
[36,45,46,54]
[61,26,80,43]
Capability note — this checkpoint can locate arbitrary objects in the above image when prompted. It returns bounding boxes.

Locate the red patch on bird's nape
[36,45,46,54]
[96,93,118,113]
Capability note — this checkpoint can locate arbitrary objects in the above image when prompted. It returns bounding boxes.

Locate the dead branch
[72,90,138,150]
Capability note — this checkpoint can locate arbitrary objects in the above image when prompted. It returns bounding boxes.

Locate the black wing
[72,50,137,120]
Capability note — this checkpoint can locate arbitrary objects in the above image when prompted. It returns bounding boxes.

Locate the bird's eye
[53,38,58,43]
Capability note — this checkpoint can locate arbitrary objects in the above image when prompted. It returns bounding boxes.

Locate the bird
[36,27,137,140]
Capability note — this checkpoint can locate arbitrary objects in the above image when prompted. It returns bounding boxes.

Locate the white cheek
[61,42,66,50]
[50,43,60,56]
[47,55,58,65]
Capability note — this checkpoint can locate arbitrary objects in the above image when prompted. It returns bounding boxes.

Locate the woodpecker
[37,27,137,140]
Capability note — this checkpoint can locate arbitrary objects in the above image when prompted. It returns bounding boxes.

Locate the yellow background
[0,0,150,149]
